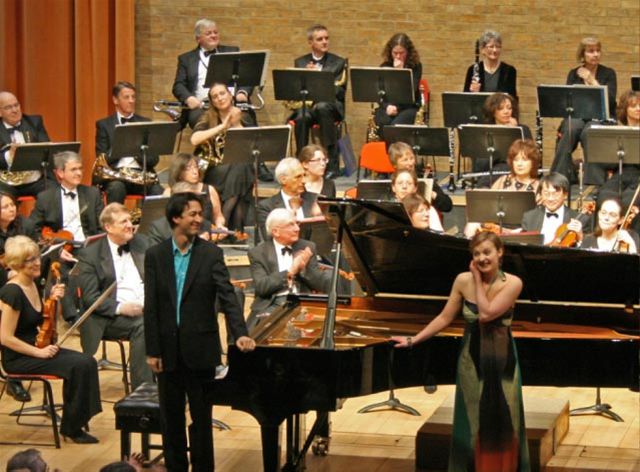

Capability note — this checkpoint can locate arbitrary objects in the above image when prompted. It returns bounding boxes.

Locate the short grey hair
[265,208,293,235]
[53,150,82,171]
[479,30,502,48]
[274,157,302,184]
[194,18,216,39]
[306,24,328,41]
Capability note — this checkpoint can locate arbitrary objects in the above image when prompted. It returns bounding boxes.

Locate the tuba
[92,153,159,186]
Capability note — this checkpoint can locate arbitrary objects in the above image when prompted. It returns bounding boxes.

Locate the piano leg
[284,414,306,471]
[260,423,282,472]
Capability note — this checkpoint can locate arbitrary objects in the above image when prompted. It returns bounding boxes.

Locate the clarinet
[447,128,456,192]
[535,111,543,160]
[472,40,481,86]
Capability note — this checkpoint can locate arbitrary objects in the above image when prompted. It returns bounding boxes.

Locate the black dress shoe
[6,380,31,402]
[64,430,99,444]
[258,163,274,182]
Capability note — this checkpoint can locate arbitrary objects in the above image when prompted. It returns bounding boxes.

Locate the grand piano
[209,198,639,472]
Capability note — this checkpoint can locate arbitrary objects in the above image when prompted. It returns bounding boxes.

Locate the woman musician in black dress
[464,30,517,98]
[0,235,101,443]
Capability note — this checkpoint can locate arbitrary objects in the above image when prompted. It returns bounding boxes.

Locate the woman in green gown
[391,231,530,471]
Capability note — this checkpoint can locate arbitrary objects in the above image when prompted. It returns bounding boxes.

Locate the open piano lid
[319,198,640,308]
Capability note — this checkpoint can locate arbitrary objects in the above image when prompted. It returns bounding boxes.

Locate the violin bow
[56,281,117,347]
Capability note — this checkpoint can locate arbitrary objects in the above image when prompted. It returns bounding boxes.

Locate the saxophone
[194,132,225,168]
[366,104,381,142]
[284,61,348,111]
[414,82,427,126]
[92,153,159,186]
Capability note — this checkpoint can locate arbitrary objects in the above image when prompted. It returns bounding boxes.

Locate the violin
[209,226,249,242]
[35,262,62,349]
[318,262,356,281]
[614,198,639,253]
[479,222,502,235]
[549,201,595,248]
[40,227,83,253]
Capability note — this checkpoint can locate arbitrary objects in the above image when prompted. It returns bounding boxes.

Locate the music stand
[136,195,169,235]
[584,125,640,197]
[465,190,536,232]
[383,125,450,158]
[11,142,81,190]
[631,76,639,92]
[458,125,523,186]
[223,125,291,244]
[273,69,335,151]
[205,50,270,102]
[111,121,179,197]
[350,67,413,105]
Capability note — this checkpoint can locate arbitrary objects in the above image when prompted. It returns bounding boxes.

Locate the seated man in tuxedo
[289,24,347,178]
[0,91,54,197]
[247,208,331,331]
[521,172,585,245]
[256,157,320,241]
[95,81,164,204]
[75,203,153,390]
[30,150,104,321]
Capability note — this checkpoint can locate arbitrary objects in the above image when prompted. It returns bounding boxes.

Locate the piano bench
[114,382,163,462]
[415,396,569,472]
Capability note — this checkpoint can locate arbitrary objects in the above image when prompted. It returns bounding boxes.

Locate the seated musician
[373,33,422,138]
[389,169,444,232]
[163,153,225,229]
[0,91,55,198]
[299,144,336,198]
[75,203,153,391]
[581,197,638,253]
[551,37,617,184]
[29,150,104,322]
[401,194,440,232]
[463,30,518,98]
[596,90,640,209]
[149,182,214,246]
[0,235,102,443]
[0,192,36,402]
[289,24,347,179]
[95,81,164,204]
[246,208,331,331]
[464,139,542,238]
[521,172,584,245]
[388,141,452,213]
[256,157,321,241]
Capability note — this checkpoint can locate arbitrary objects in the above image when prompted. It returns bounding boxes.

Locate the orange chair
[418,78,431,125]
[357,142,395,180]
[16,196,36,218]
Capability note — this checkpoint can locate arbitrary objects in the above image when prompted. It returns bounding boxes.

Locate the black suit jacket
[464,62,518,99]
[95,113,159,169]
[521,206,578,232]
[256,190,318,240]
[144,237,247,372]
[75,234,148,319]
[30,184,104,236]
[294,52,347,112]
[172,45,251,103]
[248,239,331,317]
[0,114,50,170]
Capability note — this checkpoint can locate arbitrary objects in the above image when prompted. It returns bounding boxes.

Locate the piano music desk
[416,395,570,471]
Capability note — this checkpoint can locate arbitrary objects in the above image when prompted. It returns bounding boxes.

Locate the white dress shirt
[60,185,85,242]
[107,237,145,313]
[273,240,296,295]
[540,205,566,245]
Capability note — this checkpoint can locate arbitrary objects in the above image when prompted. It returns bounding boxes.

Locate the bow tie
[281,246,293,256]
[117,243,131,256]
[6,126,20,134]
[204,49,217,57]
[63,190,76,200]
[546,212,559,218]
[120,117,133,124]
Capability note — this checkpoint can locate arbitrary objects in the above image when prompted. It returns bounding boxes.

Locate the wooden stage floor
[0,330,638,471]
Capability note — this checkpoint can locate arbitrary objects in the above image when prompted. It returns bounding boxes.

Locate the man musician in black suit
[144,192,255,471]
[0,91,54,197]
[289,24,347,178]
[95,81,164,204]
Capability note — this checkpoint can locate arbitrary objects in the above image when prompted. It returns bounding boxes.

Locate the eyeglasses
[541,188,563,198]
[1,103,20,111]
[24,256,41,265]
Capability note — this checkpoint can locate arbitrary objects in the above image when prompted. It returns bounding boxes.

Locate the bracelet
[406,336,413,348]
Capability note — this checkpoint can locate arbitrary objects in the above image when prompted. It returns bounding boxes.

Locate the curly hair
[483,92,519,123]
[616,90,639,125]
[381,33,420,68]
[506,139,540,179]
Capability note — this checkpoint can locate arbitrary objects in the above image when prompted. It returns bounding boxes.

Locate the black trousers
[157,357,215,472]
[291,102,342,171]
[103,179,164,204]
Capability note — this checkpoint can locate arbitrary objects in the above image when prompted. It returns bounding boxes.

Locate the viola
[35,261,62,349]
[549,201,595,248]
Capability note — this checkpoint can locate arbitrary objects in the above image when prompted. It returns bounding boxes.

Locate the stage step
[416,396,570,471]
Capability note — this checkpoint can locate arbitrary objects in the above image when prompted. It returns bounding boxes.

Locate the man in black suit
[0,91,54,197]
[95,81,164,204]
[75,203,153,390]
[247,208,331,331]
[30,150,104,321]
[521,172,584,245]
[144,192,255,472]
[290,24,347,177]
[256,157,320,240]
[172,18,250,129]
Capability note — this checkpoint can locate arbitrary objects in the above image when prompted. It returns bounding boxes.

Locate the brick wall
[135,0,640,169]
